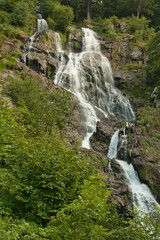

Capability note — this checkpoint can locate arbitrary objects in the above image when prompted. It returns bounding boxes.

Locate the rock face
[90,118,133,215]
[0,38,21,55]
[22,30,60,79]
[69,28,84,52]
[128,110,160,203]
[109,160,133,216]
[90,117,124,154]
[150,87,160,109]
[99,36,144,67]
[64,96,86,146]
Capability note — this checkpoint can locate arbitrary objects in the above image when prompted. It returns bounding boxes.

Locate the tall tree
[134,0,154,18]
[86,0,102,20]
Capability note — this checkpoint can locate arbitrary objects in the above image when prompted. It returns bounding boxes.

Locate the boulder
[108,160,133,216]
[90,116,124,154]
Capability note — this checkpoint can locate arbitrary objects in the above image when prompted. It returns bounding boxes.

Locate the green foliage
[39,1,74,33]
[5,75,71,131]
[147,30,160,86]
[60,0,160,27]
[46,174,121,240]
[0,53,18,72]
[0,76,96,225]
[0,217,49,239]
[0,0,19,13]
[93,16,154,43]
[0,62,6,71]
[11,2,30,27]
[0,0,36,34]
[0,10,10,24]
[0,24,20,38]
[52,4,74,32]
[40,33,49,42]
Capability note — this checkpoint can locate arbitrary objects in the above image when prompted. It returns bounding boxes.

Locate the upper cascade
[37,18,48,33]
[54,28,135,123]
[82,28,101,52]
[53,28,135,147]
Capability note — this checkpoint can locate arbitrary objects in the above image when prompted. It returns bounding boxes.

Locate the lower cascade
[107,130,158,214]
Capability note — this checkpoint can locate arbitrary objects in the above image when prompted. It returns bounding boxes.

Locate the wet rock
[64,96,86,146]
[108,160,133,216]
[22,30,60,78]
[150,87,160,109]
[90,117,124,154]
[130,47,142,60]
[69,28,83,52]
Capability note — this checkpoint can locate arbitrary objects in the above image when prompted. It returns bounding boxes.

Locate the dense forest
[0,0,160,239]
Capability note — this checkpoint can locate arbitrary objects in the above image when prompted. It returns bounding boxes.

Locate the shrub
[0,10,10,24]
[11,2,30,27]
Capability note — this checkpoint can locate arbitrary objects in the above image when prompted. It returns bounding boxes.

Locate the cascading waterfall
[107,130,119,159]
[54,28,135,148]
[37,13,48,33]
[53,27,159,214]
[22,13,48,65]
[107,129,158,214]
[117,159,158,213]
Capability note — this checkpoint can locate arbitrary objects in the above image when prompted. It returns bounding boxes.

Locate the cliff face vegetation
[0,0,160,239]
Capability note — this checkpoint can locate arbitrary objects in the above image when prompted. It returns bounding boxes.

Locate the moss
[101,158,109,169]
[137,107,160,129]
[120,63,145,71]
[136,106,160,198]
[40,33,48,42]
[72,39,81,51]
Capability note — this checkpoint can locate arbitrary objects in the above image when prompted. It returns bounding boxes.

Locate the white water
[117,159,158,213]
[37,18,48,33]
[54,28,135,147]
[107,130,119,159]
[82,27,100,52]
[107,129,158,214]
[22,32,37,64]
[54,51,99,148]
[22,16,48,64]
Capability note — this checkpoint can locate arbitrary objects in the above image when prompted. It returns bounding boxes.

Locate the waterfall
[37,18,48,33]
[117,159,158,213]
[54,28,135,148]
[22,13,48,65]
[22,22,158,214]
[107,129,158,214]
[82,27,100,52]
[53,27,158,214]
[107,130,119,159]
[22,32,36,64]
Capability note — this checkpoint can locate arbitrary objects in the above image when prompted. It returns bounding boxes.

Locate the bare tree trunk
[137,5,140,18]
[86,0,92,20]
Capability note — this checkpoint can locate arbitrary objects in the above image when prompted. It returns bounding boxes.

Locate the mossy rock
[135,106,160,201]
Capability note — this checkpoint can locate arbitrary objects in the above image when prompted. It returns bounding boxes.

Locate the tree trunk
[137,6,140,18]
[86,0,92,20]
